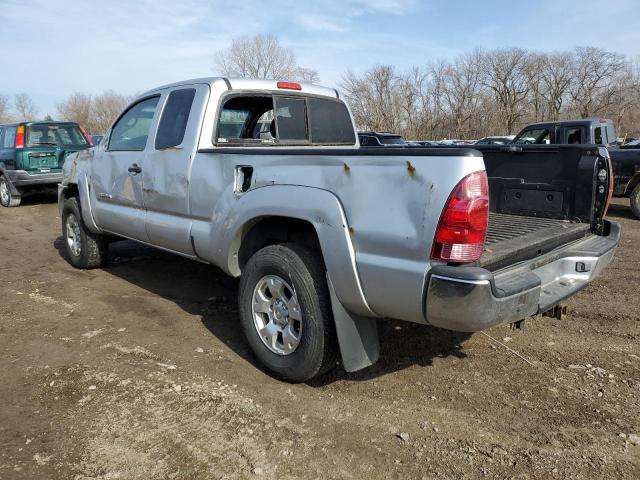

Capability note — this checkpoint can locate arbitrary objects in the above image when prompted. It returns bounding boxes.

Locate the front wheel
[630,184,640,219]
[0,175,21,207]
[61,197,108,268]
[238,244,338,382]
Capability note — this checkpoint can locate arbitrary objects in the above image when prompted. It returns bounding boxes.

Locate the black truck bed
[480,213,591,270]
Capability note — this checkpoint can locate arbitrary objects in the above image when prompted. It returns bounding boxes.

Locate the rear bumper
[424,221,621,332]
[4,169,62,187]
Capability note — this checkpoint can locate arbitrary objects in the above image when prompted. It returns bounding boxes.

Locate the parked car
[475,136,515,145]
[89,135,104,146]
[0,121,92,207]
[59,78,619,382]
[513,119,640,218]
[358,131,407,146]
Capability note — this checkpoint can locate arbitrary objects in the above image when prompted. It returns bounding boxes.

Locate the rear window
[27,124,88,147]
[215,94,355,146]
[155,88,196,150]
[307,98,355,144]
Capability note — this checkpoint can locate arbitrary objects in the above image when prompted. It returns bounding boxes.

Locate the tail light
[431,171,489,263]
[603,155,614,217]
[15,125,25,149]
[79,126,92,145]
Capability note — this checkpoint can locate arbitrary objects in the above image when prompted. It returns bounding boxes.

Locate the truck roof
[142,77,339,99]
[524,118,613,128]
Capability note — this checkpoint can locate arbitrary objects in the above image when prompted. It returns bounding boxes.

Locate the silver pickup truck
[59,78,620,382]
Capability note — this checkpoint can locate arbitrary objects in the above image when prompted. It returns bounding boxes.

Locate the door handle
[128,163,142,174]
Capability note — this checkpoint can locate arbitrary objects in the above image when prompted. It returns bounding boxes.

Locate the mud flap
[326,274,380,372]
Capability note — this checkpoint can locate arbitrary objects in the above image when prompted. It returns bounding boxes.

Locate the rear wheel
[631,184,640,219]
[61,196,108,268]
[0,175,21,207]
[238,244,338,382]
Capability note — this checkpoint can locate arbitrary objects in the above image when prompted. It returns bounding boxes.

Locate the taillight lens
[15,125,25,148]
[603,155,614,217]
[431,171,489,263]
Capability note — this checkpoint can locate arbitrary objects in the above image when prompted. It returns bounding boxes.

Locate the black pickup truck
[513,119,640,218]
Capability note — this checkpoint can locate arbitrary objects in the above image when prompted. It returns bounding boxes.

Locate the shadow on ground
[606,201,636,220]
[19,191,58,206]
[54,237,472,384]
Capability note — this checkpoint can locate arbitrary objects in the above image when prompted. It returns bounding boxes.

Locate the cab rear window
[27,124,88,147]
[215,94,355,146]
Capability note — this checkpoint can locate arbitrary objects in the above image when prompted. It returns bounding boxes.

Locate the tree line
[2,36,639,140]
[341,47,640,140]
[0,91,129,135]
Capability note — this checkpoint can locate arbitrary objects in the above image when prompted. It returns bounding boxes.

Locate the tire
[61,196,108,268]
[631,184,640,220]
[238,243,339,382]
[0,175,21,207]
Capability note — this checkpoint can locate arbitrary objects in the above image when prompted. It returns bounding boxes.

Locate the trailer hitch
[542,304,568,320]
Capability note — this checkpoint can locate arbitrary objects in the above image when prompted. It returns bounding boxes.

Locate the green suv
[0,121,92,207]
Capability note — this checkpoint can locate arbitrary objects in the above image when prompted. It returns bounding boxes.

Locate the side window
[3,127,16,148]
[155,89,196,150]
[108,96,160,151]
[514,128,550,144]
[274,97,308,142]
[308,98,356,145]
[594,127,603,145]
[566,127,585,144]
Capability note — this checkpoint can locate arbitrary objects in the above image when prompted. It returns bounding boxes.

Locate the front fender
[192,184,376,318]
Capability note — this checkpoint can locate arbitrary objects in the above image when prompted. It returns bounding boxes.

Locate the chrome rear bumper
[424,221,620,332]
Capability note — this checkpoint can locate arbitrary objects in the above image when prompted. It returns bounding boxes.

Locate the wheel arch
[199,184,375,318]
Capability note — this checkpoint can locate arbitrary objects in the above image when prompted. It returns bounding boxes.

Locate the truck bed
[480,213,591,270]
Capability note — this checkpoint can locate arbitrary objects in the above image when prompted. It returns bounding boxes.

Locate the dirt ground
[0,195,638,480]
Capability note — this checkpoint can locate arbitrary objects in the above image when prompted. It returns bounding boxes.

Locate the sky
[1,0,639,116]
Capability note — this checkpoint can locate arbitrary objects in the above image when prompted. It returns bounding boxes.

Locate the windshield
[27,124,88,147]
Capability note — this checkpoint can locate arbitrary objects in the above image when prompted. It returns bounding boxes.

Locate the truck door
[142,85,209,255]
[90,95,160,241]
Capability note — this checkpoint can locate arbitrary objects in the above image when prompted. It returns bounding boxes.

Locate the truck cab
[513,119,618,146]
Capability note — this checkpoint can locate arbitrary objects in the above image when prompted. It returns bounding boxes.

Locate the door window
[108,96,160,151]
[566,127,585,144]
[514,128,550,144]
[155,89,196,150]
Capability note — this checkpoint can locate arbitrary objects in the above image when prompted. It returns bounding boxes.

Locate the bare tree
[92,91,129,133]
[439,51,484,138]
[481,48,531,134]
[214,34,319,82]
[14,93,38,121]
[568,47,627,117]
[56,91,129,133]
[539,52,573,121]
[57,93,92,129]
[0,94,12,123]
[341,65,406,133]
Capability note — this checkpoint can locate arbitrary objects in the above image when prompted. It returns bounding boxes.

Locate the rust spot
[348,226,355,235]
[343,162,351,173]
[406,160,416,175]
